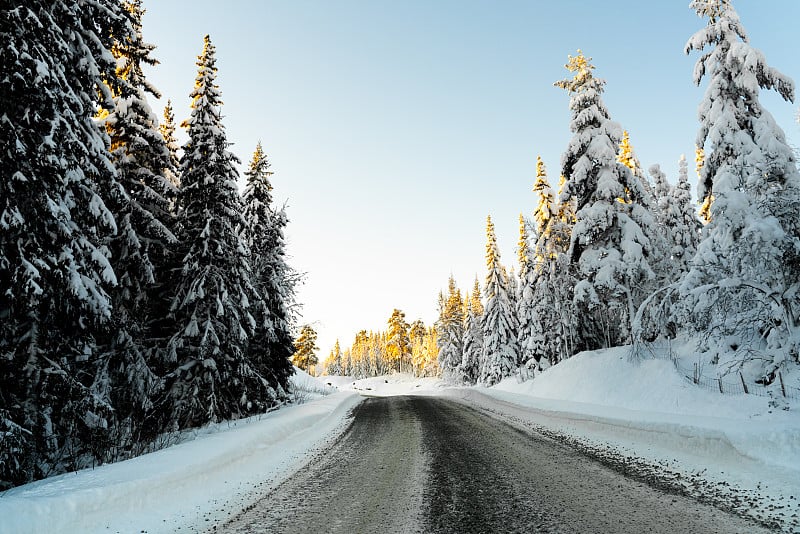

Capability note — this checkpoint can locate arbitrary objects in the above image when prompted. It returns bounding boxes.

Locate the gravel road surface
[222,396,774,533]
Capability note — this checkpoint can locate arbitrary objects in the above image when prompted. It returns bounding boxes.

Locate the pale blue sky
[142,1,800,356]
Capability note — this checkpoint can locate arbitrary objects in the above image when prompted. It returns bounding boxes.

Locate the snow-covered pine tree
[520,157,574,368]
[675,0,800,377]
[242,142,295,399]
[159,100,181,190]
[480,215,519,385]
[100,0,179,451]
[164,36,267,429]
[649,160,701,284]
[506,265,519,351]
[669,156,702,277]
[555,50,658,351]
[436,276,465,382]
[516,214,538,368]
[387,309,411,373]
[460,278,484,385]
[0,0,132,487]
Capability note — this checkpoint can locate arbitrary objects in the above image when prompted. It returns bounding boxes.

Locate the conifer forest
[1,2,297,488]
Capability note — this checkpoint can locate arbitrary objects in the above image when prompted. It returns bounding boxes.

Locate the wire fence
[634,340,800,403]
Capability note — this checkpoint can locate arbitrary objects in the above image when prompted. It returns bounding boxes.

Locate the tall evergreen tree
[527,159,563,366]
[668,155,702,278]
[516,214,538,368]
[242,142,295,397]
[159,99,181,191]
[480,216,519,385]
[555,50,658,351]
[436,276,465,381]
[461,278,484,384]
[386,309,411,373]
[674,0,800,376]
[100,0,178,450]
[0,0,132,487]
[164,36,266,429]
[649,160,701,283]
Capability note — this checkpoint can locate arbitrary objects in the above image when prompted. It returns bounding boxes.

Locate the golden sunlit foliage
[554,49,595,94]
[695,145,713,223]
[321,312,439,378]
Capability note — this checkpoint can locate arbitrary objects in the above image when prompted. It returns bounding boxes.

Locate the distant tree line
[322,310,439,379]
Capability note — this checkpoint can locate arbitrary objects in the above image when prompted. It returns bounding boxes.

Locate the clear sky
[141,1,800,358]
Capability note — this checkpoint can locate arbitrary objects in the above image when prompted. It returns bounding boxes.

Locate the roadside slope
[0,391,362,534]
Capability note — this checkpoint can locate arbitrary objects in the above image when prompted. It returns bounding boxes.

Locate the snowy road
[223,396,772,533]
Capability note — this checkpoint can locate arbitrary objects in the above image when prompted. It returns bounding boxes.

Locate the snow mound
[290,366,337,401]
[494,346,792,419]
[476,346,799,475]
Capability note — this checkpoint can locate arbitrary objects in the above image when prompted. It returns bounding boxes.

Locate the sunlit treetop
[517,213,530,273]
[532,156,554,237]
[691,0,731,22]
[554,49,598,94]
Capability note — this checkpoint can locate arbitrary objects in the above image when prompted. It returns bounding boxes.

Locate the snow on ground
[319,372,446,396]
[0,371,361,534]
[3,356,798,532]
[291,366,337,400]
[438,346,800,532]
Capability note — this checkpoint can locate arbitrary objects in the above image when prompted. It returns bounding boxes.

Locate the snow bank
[290,366,337,400]
[0,392,362,534]
[482,347,800,472]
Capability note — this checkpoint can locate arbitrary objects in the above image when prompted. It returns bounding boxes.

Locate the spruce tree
[668,156,701,277]
[480,216,519,385]
[436,276,465,381]
[242,142,295,397]
[555,50,658,351]
[460,278,484,384]
[527,159,561,366]
[159,100,181,191]
[675,0,800,376]
[0,0,133,486]
[100,0,178,450]
[516,214,538,368]
[164,36,266,429]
